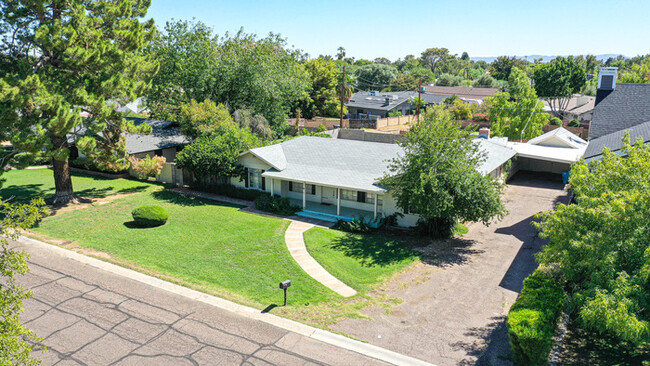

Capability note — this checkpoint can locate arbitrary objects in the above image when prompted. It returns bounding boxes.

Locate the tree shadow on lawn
[328,232,481,268]
[151,189,245,209]
[0,183,49,203]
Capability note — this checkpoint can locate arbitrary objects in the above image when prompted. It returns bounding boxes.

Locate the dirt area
[47,192,140,216]
[331,171,569,366]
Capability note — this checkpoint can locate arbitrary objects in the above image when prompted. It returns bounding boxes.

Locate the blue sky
[147,0,649,61]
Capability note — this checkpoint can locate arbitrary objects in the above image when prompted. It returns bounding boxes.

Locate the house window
[306,184,316,195]
[357,191,366,203]
[289,181,304,192]
[367,193,383,206]
[249,169,263,190]
[341,189,356,201]
[154,149,163,156]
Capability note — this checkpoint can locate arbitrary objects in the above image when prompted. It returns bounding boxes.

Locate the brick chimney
[595,67,617,106]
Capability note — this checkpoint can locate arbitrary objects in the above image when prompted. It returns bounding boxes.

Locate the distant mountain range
[471,54,625,63]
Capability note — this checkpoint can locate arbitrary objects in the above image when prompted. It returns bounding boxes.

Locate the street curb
[18,235,434,366]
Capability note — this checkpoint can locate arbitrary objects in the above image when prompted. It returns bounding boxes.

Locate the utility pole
[416,75,423,123]
[339,66,347,128]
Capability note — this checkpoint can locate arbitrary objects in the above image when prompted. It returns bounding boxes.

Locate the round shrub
[131,205,169,227]
[549,117,562,126]
[568,118,581,127]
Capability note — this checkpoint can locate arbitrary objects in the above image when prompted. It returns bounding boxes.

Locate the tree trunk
[50,135,81,206]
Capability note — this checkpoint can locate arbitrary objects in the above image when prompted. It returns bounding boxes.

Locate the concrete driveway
[331,172,569,365]
[14,239,394,366]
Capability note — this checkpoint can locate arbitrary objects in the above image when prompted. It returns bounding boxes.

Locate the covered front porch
[288,198,380,225]
[266,177,384,225]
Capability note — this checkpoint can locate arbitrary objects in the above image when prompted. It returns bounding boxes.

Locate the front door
[321,187,336,204]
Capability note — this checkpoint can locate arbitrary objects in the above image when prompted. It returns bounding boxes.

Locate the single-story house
[346,91,446,119]
[422,85,500,104]
[584,120,650,162]
[590,67,650,140]
[69,118,189,163]
[543,94,595,121]
[233,135,515,227]
[507,127,587,174]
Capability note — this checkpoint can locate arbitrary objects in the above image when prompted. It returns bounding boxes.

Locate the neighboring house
[422,85,500,104]
[346,91,446,119]
[584,120,650,162]
[112,97,149,116]
[233,135,515,227]
[507,127,588,174]
[543,94,595,121]
[69,118,189,163]
[590,67,650,140]
[125,118,189,162]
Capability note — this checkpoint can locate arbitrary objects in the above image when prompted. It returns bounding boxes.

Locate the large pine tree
[0,0,158,204]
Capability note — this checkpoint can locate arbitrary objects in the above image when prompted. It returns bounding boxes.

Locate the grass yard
[31,190,339,307]
[4,168,425,325]
[303,227,420,294]
[1,168,157,202]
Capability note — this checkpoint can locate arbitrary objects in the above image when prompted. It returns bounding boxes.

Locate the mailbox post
[279,280,291,306]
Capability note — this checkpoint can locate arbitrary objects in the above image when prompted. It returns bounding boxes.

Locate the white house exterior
[233,136,516,227]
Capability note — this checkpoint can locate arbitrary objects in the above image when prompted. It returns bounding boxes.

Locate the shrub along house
[233,135,515,227]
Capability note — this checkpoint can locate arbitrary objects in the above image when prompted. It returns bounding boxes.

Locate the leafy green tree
[533,56,586,117]
[147,20,310,134]
[175,127,258,180]
[473,74,499,88]
[302,58,340,117]
[618,56,650,83]
[145,20,217,120]
[336,46,346,61]
[354,63,398,90]
[177,99,237,140]
[535,138,650,352]
[389,73,419,91]
[436,73,463,86]
[490,56,529,81]
[0,0,158,205]
[233,108,273,141]
[485,67,549,140]
[381,107,506,238]
[420,48,449,75]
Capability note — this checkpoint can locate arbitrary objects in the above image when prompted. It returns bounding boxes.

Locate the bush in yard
[507,270,566,366]
[550,117,562,126]
[254,194,301,216]
[568,118,581,127]
[333,217,375,233]
[129,155,166,179]
[131,205,169,227]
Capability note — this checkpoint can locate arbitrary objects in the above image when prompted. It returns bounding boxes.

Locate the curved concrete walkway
[284,221,357,297]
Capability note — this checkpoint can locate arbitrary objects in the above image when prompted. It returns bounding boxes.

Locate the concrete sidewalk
[15,236,433,366]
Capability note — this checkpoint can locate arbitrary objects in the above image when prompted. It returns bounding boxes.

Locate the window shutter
[261,170,266,190]
[311,184,316,195]
[289,181,293,191]
[357,191,366,203]
[244,168,249,188]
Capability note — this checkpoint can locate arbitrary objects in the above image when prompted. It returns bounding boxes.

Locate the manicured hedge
[254,194,301,216]
[131,205,169,227]
[507,270,566,366]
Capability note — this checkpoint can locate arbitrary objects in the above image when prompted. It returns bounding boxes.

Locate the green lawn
[1,168,157,202]
[4,168,421,318]
[31,190,339,307]
[303,227,420,294]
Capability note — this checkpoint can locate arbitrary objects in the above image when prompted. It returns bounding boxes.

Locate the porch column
[374,193,378,220]
[270,178,274,197]
[337,188,340,216]
[302,183,306,209]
